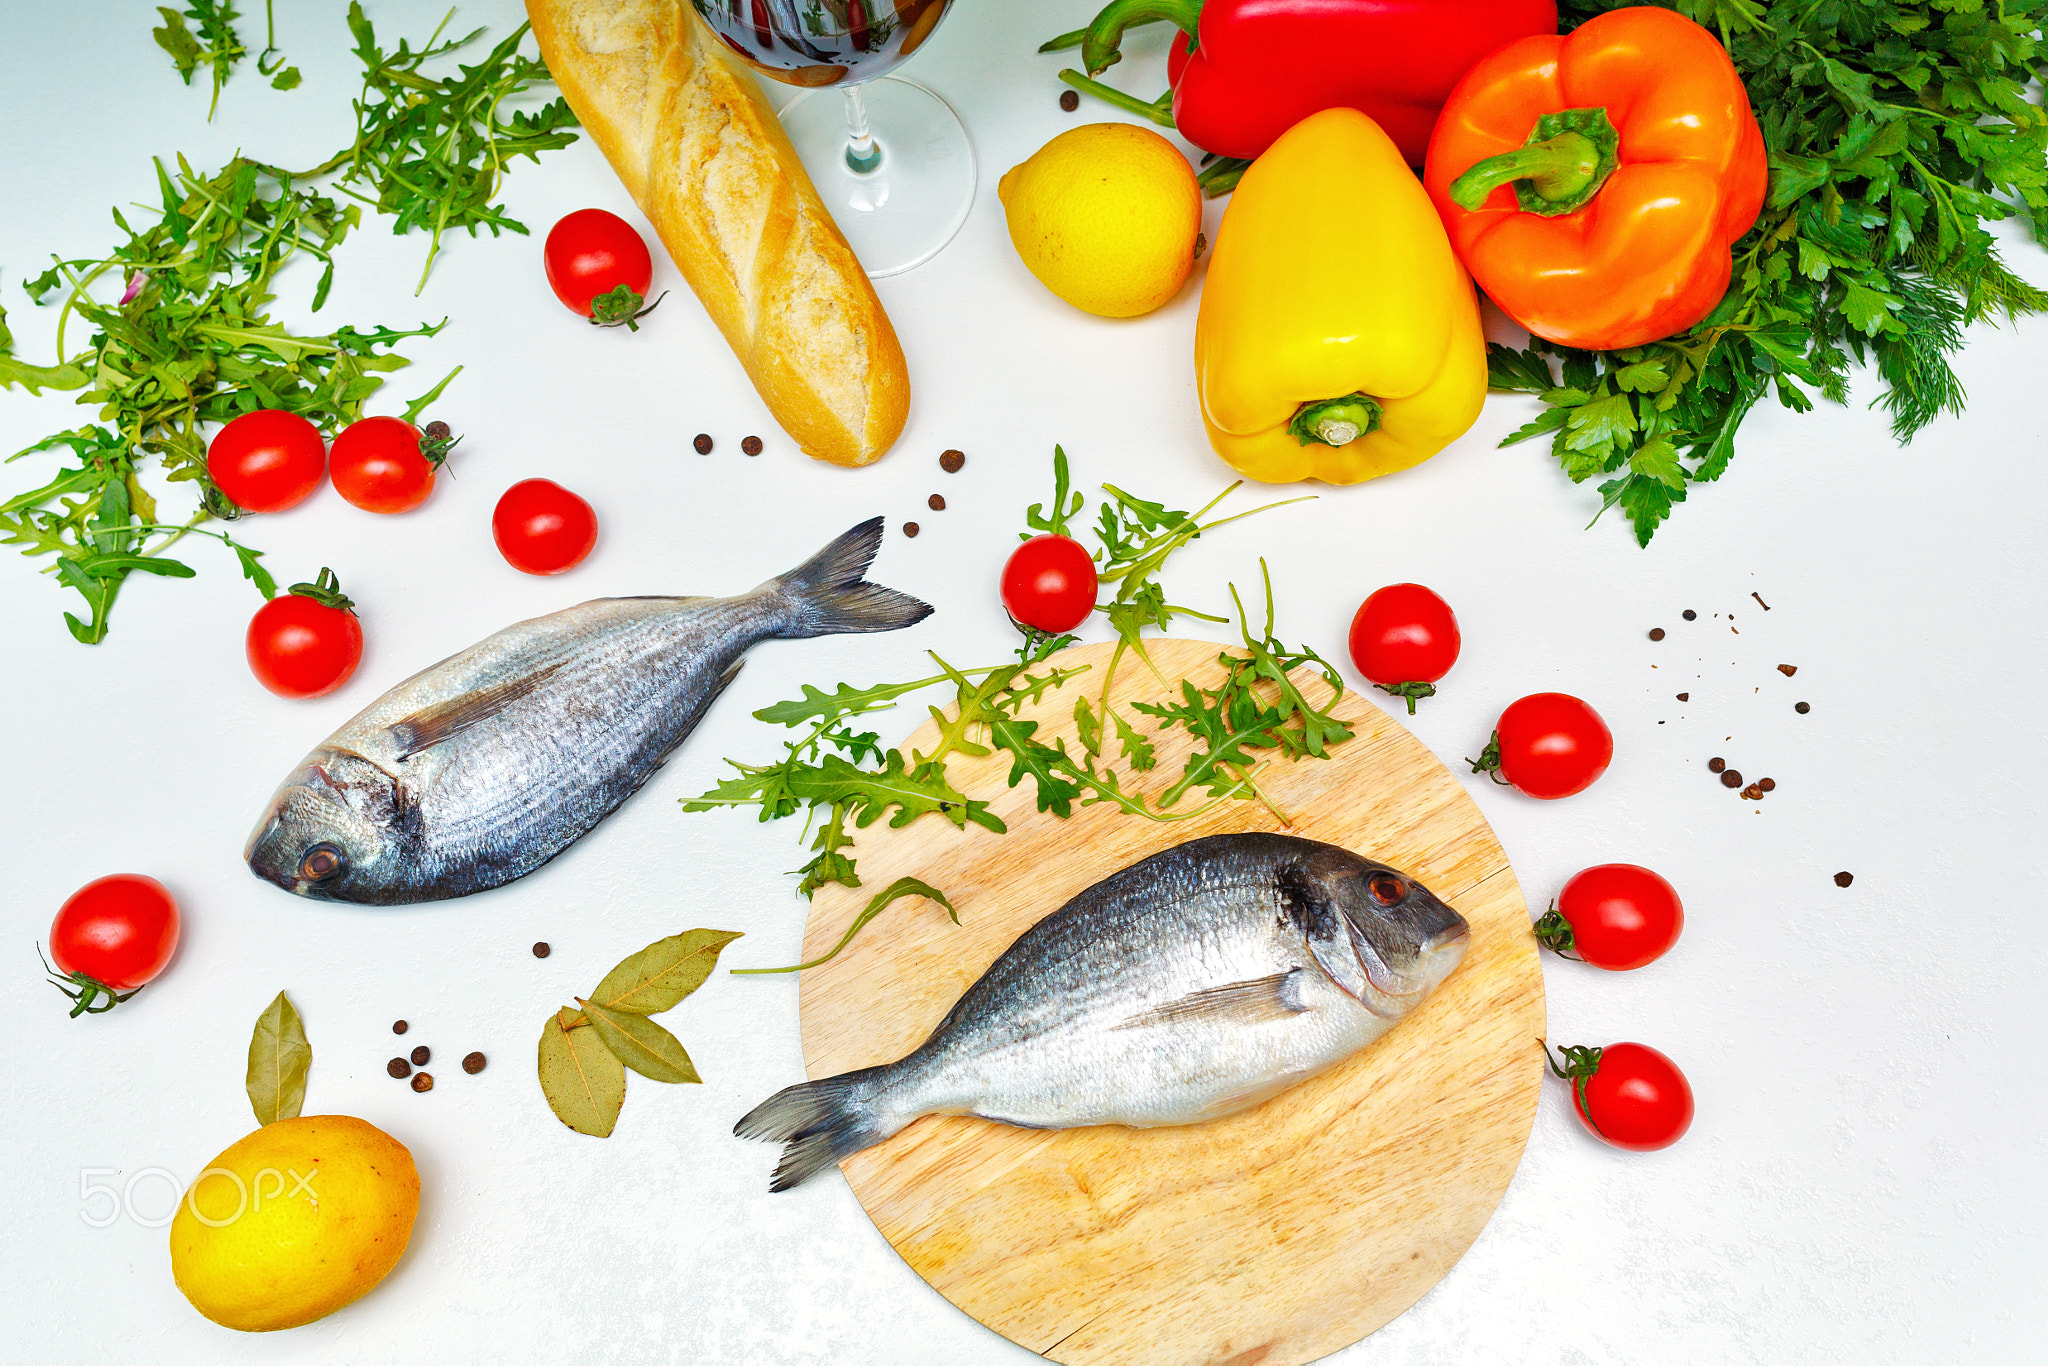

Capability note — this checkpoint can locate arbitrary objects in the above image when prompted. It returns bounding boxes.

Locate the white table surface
[4,3,2044,1362]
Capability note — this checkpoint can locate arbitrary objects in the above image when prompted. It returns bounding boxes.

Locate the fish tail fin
[734,1068,894,1192]
[769,518,932,639]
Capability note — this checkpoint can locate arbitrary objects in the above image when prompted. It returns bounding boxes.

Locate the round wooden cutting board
[795,639,1545,1365]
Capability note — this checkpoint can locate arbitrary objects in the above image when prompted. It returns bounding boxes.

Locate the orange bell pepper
[1422,6,1766,351]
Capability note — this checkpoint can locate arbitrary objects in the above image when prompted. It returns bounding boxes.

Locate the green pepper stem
[1056,70,1175,127]
[1448,107,1621,217]
[1079,0,1203,75]
[1288,393,1383,448]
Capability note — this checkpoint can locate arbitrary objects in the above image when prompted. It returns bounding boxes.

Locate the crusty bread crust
[529,0,910,466]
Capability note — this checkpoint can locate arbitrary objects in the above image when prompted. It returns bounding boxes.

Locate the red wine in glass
[691,0,974,276]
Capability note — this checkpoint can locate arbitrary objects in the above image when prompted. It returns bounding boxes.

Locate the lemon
[998,123,1203,318]
[169,1115,419,1332]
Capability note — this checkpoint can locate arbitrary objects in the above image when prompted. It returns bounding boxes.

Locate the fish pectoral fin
[389,661,568,761]
[1110,970,1308,1032]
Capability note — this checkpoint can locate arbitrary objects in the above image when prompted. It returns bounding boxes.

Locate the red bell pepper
[1051,0,1558,168]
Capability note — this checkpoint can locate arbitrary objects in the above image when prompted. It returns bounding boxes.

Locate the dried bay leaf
[589,929,743,1015]
[578,999,701,1085]
[538,1007,625,1138]
[247,990,311,1126]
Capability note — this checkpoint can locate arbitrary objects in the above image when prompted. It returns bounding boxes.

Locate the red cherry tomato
[1537,863,1684,970]
[206,409,326,513]
[45,874,181,1016]
[493,478,599,575]
[1549,1042,1694,1151]
[1001,534,1098,633]
[1472,692,1612,799]
[246,569,364,698]
[544,209,658,328]
[330,416,438,514]
[1348,583,1460,713]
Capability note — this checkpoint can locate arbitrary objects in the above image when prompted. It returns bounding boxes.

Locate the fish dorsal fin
[1111,971,1306,1032]
[389,660,567,761]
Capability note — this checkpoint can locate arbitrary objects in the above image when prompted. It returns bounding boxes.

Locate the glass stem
[843,85,882,174]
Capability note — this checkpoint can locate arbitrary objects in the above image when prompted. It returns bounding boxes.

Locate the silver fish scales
[738,832,1469,1189]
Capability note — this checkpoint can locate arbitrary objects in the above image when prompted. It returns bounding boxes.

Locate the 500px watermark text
[80,1166,318,1229]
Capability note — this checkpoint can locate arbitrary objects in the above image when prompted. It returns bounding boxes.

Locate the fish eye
[299,843,346,882]
[1368,873,1406,907]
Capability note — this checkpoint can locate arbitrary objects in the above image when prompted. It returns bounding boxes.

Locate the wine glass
[692,0,975,277]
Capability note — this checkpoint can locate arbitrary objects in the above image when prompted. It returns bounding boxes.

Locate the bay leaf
[577,999,701,1085]
[589,928,743,1015]
[538,1009,625,1138]
[246,990,311,1126]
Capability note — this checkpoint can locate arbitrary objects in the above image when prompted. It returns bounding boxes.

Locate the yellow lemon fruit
[169,1115,419,1332]
[998,123,1203,318]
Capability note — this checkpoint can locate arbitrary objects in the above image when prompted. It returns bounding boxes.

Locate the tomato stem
[38,944,140,1019]
[1531,904,1582,959]
[588,284,667,331]
[1374,681,1437,715]
[1466,730,1511,785]
[288,566,356,612]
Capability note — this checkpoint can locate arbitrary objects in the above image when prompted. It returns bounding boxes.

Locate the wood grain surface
[795,639,1545,1365]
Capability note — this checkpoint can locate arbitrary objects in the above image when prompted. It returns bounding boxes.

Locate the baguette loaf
[528,0,910,466]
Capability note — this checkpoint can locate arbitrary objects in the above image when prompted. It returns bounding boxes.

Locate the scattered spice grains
[1720,769,1744,788]
[392,1019,408,1035]
[692,433,713,454]
[1060,89,1080,112]
[1752,592,1771,610]
[1795,702,1811,714]
[411,1072,434,1093]
[939,448,965,473]
[1778,664,1798,677]
[903,521,920,538]
[411,1045,430,1066]
[463,1051,487,1074]
[532,942,551,958]
[1835,871,1855,888]
[1741,783,1764,800]
[1649,627,1666,641]
[387,1058,411,1079]
[1709,757,1726,772]
[928,493,946,511]
[741,435,762,456]
[1676,692,1690,702]
[1682,609,1697,620]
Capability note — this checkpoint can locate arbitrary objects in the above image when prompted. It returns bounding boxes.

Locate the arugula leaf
[154,3,246,119]
[301,5,580,293]
[1495,0,2048,544]
[4,158,441,641]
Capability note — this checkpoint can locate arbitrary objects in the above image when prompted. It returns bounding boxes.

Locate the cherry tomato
[206,409,326,513]
[1536,864,1684,970]
[544,209,659,329]
[330,416,443,514]
[247,568,364,698]
[1348,583,1460,713]
[1001,534,1098,633]
[44,874,181,1016]
[493,478,599,575]
[1548,1042,1694,1151]
[1471,692,1612,799]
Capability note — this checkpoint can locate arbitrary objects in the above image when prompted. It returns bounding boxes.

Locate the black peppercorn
[692,433,713,454]
[387,1058,412,1079]
[533,941,550,958]
[463,1051,487,1074]
[411,1045,430,1066]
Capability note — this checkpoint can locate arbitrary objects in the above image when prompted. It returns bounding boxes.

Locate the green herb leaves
[688,449,1344,909]
[1500,0,2048,545]
[309,5,580,293]
[246,990,311,1126]
[536,931,740,1138]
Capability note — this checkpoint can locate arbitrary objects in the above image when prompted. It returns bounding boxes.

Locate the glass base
[779,77,976,278]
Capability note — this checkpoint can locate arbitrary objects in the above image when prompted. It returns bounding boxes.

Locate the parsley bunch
[1489,0,2048,544]
[1,157,446,642]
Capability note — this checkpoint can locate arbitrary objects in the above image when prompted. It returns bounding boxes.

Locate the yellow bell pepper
[1195,107,1486,484]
